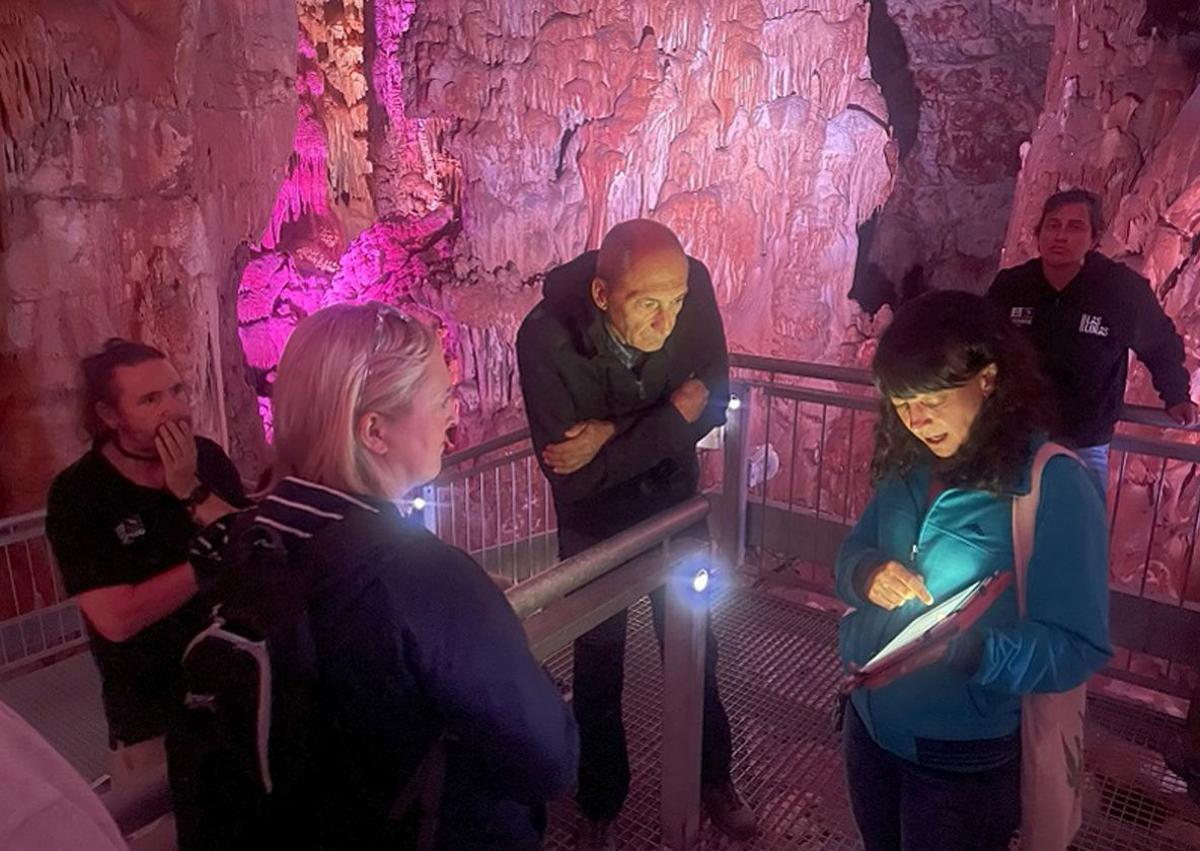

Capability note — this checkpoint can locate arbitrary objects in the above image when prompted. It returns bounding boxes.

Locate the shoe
[702,780,758,840]
[574,817,616,851]
[1164,734,1200,805]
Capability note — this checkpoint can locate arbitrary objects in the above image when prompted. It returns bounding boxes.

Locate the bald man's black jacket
[516,250,730,541]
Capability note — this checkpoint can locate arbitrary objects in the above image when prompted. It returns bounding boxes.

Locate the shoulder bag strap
[1012,442,1080,613]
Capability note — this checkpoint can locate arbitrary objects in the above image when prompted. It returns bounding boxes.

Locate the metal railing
[512,495,714,850]
[0,512,88,677]
[421,431,560,586]
[5,353,1200,844]
[5,354,1200,691]
[723,352,1200,697]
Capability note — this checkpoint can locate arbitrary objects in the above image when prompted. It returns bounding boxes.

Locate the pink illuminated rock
[867,0,1054,296]
[398,0,893,366]
[237,0,894,453]
[0,0,296,514]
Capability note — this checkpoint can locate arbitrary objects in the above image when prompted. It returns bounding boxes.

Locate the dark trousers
[562,525,733,821]
[843,703,1020,851]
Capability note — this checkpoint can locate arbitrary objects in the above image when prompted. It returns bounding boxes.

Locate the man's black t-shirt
[45,437,247,746]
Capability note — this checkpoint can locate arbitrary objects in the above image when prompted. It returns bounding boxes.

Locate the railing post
[659,538,709,851]
[417,484,438,535]
[715,382,751,574]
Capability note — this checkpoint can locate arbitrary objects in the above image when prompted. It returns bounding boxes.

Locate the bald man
[516,220,755,848]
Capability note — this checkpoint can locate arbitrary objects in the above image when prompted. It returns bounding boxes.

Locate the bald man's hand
[671,378,710,423]
[544,420,616,475]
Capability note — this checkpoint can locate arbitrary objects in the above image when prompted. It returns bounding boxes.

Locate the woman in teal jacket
[836,290,1111,851]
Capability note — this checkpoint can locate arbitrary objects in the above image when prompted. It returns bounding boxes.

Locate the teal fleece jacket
[835,443,1112,765]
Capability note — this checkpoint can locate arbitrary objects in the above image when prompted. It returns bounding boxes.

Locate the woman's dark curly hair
[870,289,1055,493]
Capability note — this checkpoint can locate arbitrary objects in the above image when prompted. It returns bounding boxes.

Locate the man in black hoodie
[516,220,755,849]
[988,189,1195,491]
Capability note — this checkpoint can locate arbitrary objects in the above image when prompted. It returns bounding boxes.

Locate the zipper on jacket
[912,486,954,573]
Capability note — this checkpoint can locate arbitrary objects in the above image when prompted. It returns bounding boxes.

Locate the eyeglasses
[356,303,409,414]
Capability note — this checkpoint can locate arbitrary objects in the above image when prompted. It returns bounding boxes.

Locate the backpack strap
[1012,442,1081,615]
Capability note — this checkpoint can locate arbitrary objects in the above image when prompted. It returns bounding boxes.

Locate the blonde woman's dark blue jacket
[835,442,1112,766]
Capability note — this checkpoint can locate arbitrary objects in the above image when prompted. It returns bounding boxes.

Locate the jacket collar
[900,435,1047,504]
[254,476,394,542]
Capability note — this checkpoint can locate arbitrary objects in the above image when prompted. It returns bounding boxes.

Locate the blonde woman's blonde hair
[270,301,440,496]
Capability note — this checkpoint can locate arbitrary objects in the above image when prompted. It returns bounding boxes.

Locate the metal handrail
[729,352,1200,435]
[0,509,48,527]
[437,445,537,486]
[441,428,531,470]
[730,353,873,386]
[1120,404,1200,433]
[0,360,1193,539]
[736,378,878,413]
[507,495,710,618]
[1111,432,1200,463]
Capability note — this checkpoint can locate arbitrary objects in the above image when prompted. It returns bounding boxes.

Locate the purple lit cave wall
[236,0,895,452]
[4,1,1200,608]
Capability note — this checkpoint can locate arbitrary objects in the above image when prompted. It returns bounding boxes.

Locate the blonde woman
[174,303,578,851]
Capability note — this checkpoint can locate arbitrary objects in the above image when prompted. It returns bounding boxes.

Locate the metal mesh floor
[543,583,1200,850]
[2,584,1199,849]
[0,650,108,782]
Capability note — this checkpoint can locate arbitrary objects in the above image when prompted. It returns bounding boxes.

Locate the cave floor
[543,586,1200,851]
[2,587,1198,850]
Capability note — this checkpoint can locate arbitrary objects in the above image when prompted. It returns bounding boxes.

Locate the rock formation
[0,0,297,513]
[236,0,896,450]
[859,0,1054,309]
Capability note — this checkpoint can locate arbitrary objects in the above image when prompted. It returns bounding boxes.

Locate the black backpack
[171,511,444,851]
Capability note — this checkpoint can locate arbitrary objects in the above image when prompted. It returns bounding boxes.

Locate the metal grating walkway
[544,582,1200,850]
[0,649,108,782]
[1,584,1198,849]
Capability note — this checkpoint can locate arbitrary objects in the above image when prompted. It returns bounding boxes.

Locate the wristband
[182,481,212,511]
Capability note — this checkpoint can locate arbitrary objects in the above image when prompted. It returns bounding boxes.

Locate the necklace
[110,436,160,464]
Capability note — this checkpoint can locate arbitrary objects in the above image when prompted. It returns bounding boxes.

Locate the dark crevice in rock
[554,121,579,180]
[1140,0,1200,38]
[850,213,928,315]
[866,0,920,157]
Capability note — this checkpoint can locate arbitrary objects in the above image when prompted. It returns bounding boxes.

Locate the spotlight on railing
[691,567,710,594]
[411,496,427,511]
[727,395,742,412]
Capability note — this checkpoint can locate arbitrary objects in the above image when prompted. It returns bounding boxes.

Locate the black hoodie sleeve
[682,259,731,436]
[1128,272,1191,407]
[516,262,729,505]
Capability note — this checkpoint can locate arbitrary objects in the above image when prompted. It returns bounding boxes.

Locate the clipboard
[851,569,1012,690]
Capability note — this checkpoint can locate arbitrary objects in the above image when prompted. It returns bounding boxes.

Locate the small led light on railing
[727,395,742,412]
[692,568,710,593]
[411,496,427,511]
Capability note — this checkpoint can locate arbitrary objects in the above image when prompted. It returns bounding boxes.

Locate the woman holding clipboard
[835,290,1111,851]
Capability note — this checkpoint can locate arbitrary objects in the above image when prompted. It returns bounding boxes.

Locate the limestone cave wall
[0,0,297,514]
[237,0,896,451]
[859,0,1054,308]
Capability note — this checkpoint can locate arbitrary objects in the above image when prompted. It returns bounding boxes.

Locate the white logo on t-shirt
[1010,306,1034,327]
[1078,313,1109,337]
[114,516,146,545]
